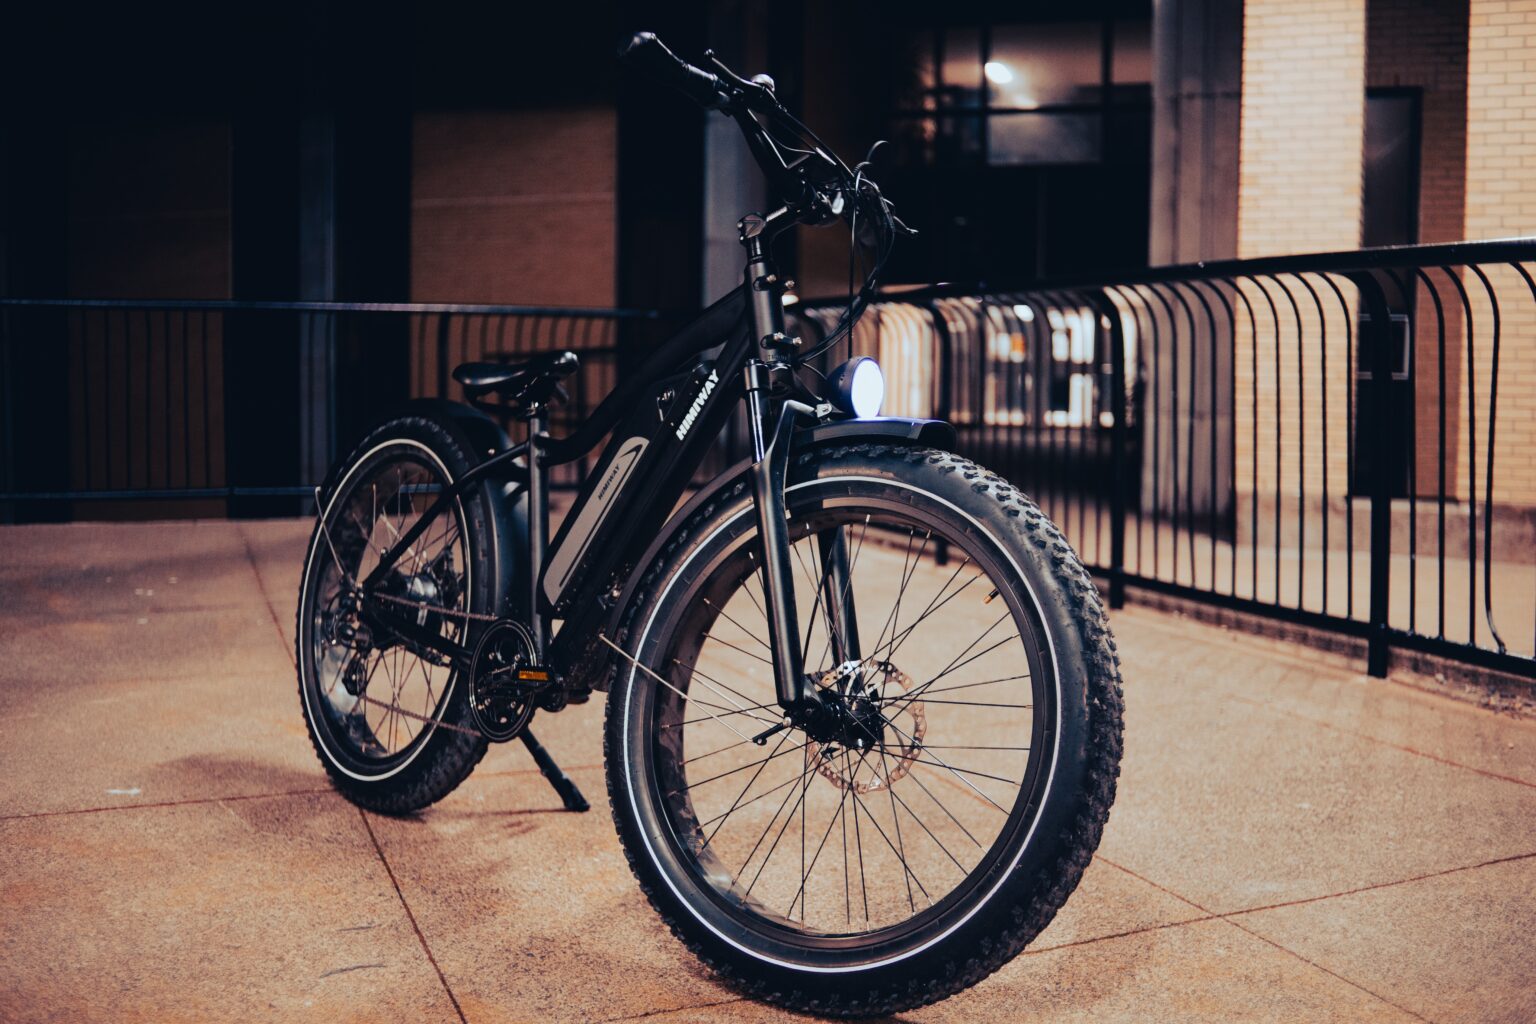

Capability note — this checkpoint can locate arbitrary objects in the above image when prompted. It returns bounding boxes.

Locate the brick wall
[1367,0,1469,245]
[410,109,616,306]
[1235,0,1365,526]
[1367,0,1469,498]
[1238,0,1367,259]
[1465,0,1536,504]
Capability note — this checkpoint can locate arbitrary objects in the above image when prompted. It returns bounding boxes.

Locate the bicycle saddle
[453,351,579,411]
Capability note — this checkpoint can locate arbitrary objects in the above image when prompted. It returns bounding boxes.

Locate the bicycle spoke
[700,729,796,846]
[701,597,773,654]
[881,715,1013,813]
[673,738,810,793]
[684,660,774,717]
[878,560,980,667]
[788,775,853,919]
[879,747,917,913]
[700,631,775,668]
[848,781,930,904]
[916,673,1031,698]
[908,770,984,849]
[884,767,969,875]
[663,700,780,730]
[737,753,815,893]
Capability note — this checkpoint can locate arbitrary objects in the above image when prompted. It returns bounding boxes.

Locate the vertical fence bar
[1100,289,1128,609]
[1352,271,1395,677]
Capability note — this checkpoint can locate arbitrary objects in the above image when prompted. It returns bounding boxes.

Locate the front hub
[807,660,927,794]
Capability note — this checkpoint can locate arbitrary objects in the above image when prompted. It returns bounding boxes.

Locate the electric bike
[295,32,1124,1016]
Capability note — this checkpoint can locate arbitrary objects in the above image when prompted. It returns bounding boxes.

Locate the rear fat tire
[296,415,504,815]
[603,444,1124,1016]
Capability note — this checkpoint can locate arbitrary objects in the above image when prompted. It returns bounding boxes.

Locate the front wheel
[605,444,1124,1016]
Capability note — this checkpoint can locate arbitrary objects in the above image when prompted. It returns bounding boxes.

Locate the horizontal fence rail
[793,239,1536,679]
[0,298,669,514]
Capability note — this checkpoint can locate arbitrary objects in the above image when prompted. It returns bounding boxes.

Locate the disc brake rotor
[809,660,926,793]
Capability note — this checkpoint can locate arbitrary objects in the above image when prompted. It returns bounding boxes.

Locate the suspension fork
[744,360,819,714]
[817,526,862,665]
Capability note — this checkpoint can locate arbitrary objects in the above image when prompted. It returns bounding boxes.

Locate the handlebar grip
[620,31,725,110]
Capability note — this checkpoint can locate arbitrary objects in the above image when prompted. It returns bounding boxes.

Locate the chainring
[467,620,540,742]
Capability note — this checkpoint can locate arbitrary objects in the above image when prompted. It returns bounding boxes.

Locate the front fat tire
[603,444,1125,1017]
[296,415,499,815]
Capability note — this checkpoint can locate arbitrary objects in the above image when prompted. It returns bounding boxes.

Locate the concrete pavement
[1,518,1533,1023]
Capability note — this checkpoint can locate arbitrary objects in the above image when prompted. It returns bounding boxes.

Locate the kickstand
[520,729,590,812]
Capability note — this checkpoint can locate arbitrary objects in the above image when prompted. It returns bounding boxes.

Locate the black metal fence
[4,238,1534,680]
[794,239,1536,679]
[0,299,663,515]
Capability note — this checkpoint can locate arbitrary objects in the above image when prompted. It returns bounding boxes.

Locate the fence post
[1097,290,1129,610]
[1350,271,1394,678]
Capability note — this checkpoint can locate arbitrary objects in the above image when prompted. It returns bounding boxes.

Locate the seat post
[526,407,549,659]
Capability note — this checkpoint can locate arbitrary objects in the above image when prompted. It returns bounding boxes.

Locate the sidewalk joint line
[1220,849,1536,919]
[1057,849,1536,959]
[596,996,747,1022]
[237,522,297,670]
[0,786,335,822]
[357,807,469,1024]
[1228,691,1536,790]
[1220,915,1433,1023]
[1092,856,1442,1023]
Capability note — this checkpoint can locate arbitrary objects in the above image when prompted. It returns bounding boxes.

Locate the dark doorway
[1354,88,1420,498]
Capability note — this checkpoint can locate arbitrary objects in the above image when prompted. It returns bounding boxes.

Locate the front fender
[600,415,954,674]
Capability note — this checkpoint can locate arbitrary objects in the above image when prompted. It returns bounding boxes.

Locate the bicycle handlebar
[619,32,728,110]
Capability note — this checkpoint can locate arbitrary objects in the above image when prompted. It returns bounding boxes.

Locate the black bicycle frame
[358,214,846,715]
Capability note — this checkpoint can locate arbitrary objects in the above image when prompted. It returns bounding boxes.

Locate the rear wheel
[296,415,501,814]
[605,444,1123,1016]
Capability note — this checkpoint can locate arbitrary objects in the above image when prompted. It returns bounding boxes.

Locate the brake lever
[705,50,781,114]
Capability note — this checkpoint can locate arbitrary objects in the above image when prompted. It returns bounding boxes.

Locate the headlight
[825,356,884,418]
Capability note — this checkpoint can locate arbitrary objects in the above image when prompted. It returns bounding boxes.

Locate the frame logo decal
[675,370,719,440]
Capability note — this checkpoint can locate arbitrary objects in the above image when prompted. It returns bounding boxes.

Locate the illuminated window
[892,18,1151,168]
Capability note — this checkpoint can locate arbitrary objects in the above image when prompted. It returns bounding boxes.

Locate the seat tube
[527,409,549,658]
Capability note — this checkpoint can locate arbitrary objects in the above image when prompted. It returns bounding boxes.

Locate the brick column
[1465,0,1536,504]
[1238,0,1367,257]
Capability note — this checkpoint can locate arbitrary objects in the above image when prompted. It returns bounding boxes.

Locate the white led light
[849,358,884,418]
[824,355,885,418]
[984,61,1014,85]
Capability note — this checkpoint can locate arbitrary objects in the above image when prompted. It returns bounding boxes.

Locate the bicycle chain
[349,593,535,739]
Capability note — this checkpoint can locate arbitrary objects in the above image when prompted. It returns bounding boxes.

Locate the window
[892,18,1152,168]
